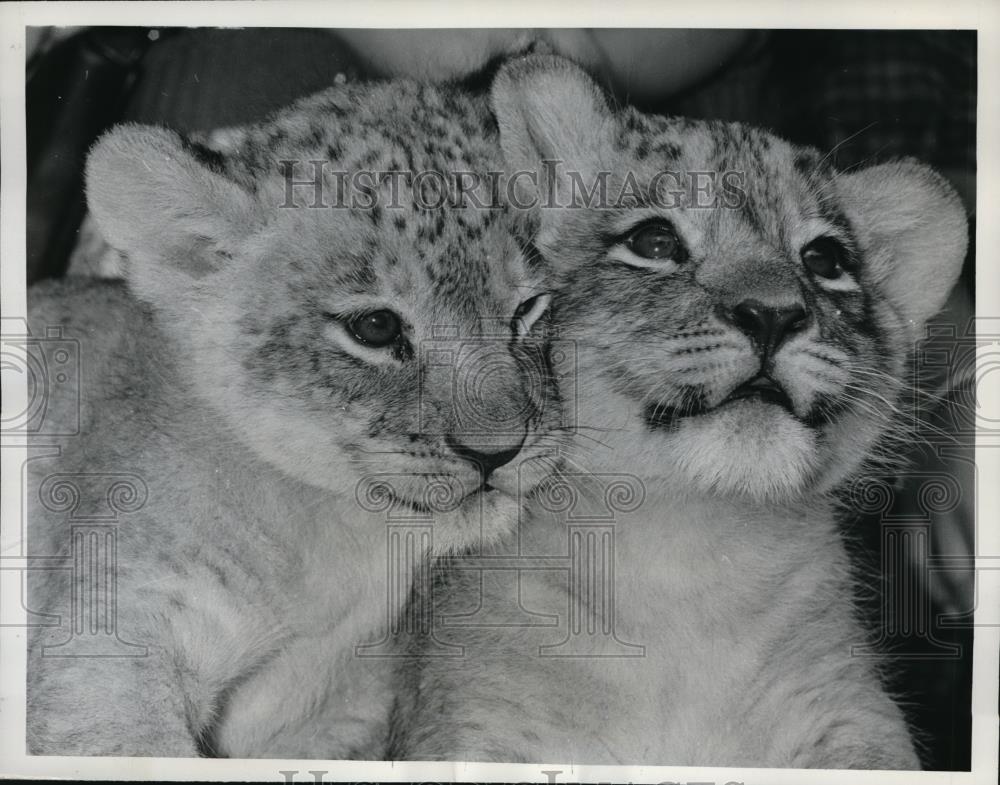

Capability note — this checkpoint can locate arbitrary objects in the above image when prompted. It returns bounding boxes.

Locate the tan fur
[26,79,567,757]
[390,56,968,768]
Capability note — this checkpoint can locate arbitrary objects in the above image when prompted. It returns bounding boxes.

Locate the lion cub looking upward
[391,56,967,768]
[26,79,565,757]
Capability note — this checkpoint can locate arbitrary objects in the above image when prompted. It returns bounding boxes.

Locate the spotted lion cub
[26,79,565,757]
[391,56,967,768]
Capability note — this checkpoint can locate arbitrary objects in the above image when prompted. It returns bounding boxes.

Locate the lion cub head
[491,56,967,501]
[85,81,567,548]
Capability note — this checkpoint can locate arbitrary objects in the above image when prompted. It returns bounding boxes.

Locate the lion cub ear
[490,54,614,208]
[836,161,968,341]
[85,124,262,303]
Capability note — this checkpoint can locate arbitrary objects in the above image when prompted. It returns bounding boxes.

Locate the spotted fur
[391,56,967,768]
[26,78,567,757]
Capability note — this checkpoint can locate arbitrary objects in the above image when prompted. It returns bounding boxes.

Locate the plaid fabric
[794,30,976,170]
[665,30,976,173]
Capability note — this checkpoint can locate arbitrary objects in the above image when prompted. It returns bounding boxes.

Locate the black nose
[446,435,525,479]
[727,300,809,356]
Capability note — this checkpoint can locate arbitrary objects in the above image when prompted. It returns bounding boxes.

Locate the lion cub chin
[26,78,566,758]
[389,56,967,769]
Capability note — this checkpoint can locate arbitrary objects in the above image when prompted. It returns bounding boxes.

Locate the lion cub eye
[348,310,402,347]
[625,221,684,261]
[801,237,853,279]
[512,293,551,337]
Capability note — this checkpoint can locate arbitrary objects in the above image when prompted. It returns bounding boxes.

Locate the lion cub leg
[212,632,396,759]
[27,646,202,756]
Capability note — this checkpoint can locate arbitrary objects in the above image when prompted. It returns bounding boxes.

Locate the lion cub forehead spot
[651,123,806,181]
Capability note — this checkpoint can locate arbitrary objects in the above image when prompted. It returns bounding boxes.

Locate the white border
[1,1,997,782]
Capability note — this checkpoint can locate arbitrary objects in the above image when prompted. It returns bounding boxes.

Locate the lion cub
[391,56,967,768]
[26,79,565,757]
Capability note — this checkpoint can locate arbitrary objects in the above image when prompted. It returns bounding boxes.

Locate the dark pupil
[629,224,677,260]
[351,310,401,347]
[802,238,845,279]
[514,294,540,320]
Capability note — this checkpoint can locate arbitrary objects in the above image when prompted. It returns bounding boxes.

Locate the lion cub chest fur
[27,79,564,757]
[402,494,886,766]
[391,55,966,768]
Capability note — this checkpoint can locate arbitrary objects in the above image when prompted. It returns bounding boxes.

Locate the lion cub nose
[727,299,809,356]
[446,434,526,479]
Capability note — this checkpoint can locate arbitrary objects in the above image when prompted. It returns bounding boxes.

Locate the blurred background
[25,27,977,770]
